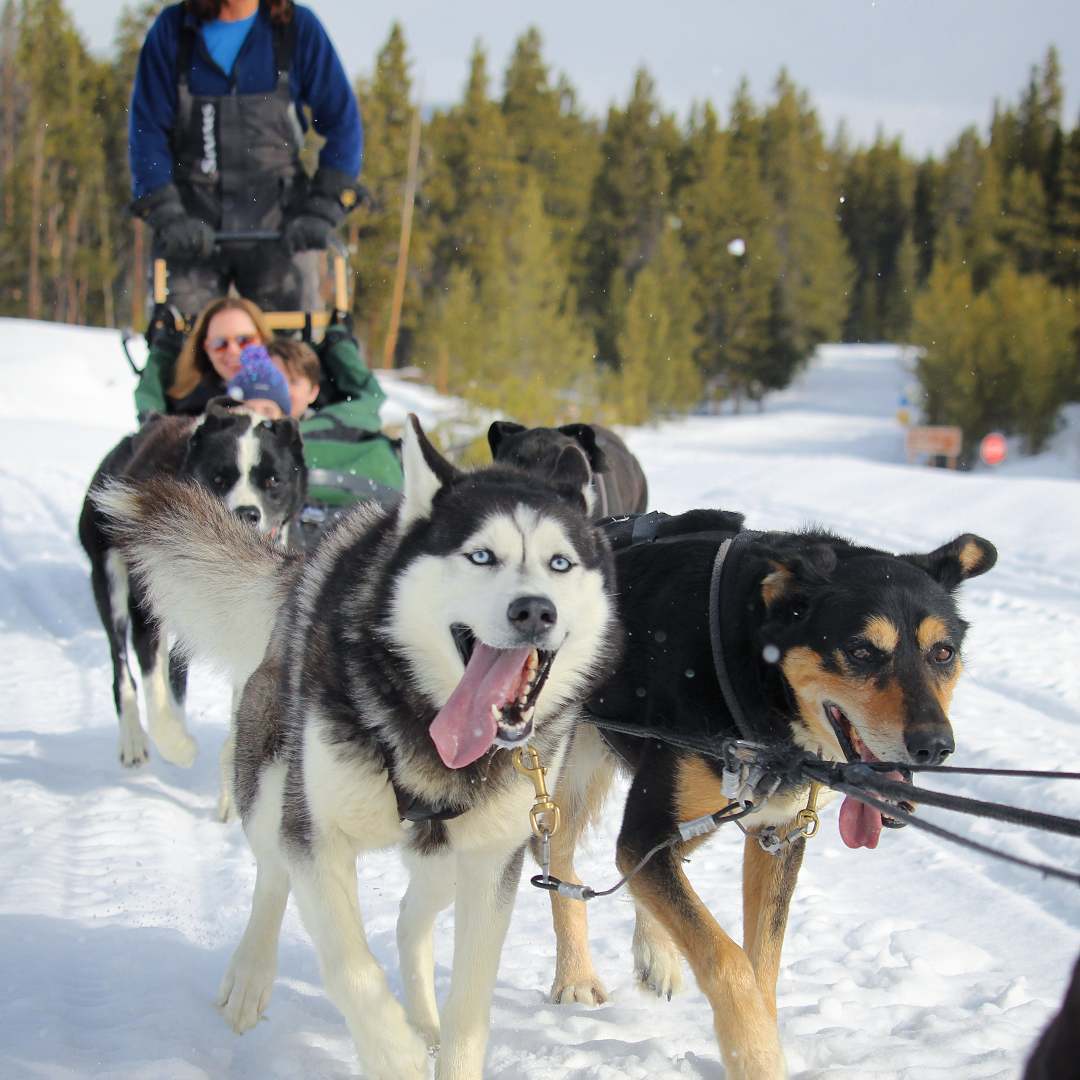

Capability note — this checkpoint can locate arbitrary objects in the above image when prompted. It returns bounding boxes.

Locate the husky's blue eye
[466,549,495,566]
[550,554,573,573]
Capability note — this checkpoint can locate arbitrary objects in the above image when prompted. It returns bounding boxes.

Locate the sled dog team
[85,412,996,1080]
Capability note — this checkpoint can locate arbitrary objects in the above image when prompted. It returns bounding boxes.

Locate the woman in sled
[133,295,403,544]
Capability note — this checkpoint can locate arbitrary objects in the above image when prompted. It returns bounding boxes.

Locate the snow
[1,318,1077,1079]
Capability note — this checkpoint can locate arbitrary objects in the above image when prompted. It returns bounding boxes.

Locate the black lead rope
[802,760,1080,839]
[811,770,1080,886]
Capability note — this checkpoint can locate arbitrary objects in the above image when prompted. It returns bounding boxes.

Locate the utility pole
[382,103,421,370]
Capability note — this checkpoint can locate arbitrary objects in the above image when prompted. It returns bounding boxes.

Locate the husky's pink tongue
[838,764,905,849]
[429,643,532,768]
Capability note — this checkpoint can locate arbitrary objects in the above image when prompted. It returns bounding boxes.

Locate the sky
[67,0,1080,157]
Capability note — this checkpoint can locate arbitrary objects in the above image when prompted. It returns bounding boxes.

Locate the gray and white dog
[96,415,618,1080]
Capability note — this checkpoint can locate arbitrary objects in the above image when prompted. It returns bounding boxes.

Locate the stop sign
[980,432,1007,466]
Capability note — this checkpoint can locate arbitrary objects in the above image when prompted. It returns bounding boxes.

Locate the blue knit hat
[226,345,292,417]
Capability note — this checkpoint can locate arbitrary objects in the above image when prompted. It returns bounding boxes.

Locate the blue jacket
[129,2,362,200]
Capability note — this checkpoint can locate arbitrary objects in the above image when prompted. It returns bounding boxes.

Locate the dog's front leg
[290,832,429,1080]
[546,735,614,1005]
[742,831,805,1017]
[131,597,196,767]
[436,845,525,1080]
[218,855,290,1032]
[91,551,147,767]
[398,849,456,1049]
[619,826,785,1080]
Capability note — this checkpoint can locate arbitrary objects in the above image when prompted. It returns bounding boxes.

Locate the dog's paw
[119,727,150,768]
[217,959,275,1033]
[150,724,198,768]
[358,1017,429,1080]
[216,787,236,823]
[549,976,608,1005]
[634,936,684,1000]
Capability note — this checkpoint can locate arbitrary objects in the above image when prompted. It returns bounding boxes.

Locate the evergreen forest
[2,1,1078,454]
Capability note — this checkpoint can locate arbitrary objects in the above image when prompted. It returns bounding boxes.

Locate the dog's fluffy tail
[93,476,294,686]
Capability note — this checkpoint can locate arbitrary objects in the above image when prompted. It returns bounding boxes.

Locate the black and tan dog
[488,420,648,518]
[545,511,997,1079]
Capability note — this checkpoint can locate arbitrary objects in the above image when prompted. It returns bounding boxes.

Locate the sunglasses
[206,333,259,353]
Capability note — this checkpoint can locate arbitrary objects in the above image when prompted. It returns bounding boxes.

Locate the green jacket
[133,326,402,506]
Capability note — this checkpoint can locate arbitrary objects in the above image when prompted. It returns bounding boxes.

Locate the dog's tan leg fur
[742,832,805,1016]
[623,845,784,1080]
[611,755,785,1079]
[547,731,615,1004]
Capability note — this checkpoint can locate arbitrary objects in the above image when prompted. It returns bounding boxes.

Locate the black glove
[132,184,215,261]
[144,301,186,353]
[282,168,356,255]
[282,213,335,255]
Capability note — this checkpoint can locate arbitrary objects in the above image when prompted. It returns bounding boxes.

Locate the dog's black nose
[234,505,262,527]
[905,726,955,766]
[507,595,557,636]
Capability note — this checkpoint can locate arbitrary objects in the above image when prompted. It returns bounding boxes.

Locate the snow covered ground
[1,320,1077,1079]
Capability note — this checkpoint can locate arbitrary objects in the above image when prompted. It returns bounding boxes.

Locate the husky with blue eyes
[95,415,618,1080]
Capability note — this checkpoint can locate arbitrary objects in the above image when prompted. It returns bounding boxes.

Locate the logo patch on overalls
[200,103,218,176]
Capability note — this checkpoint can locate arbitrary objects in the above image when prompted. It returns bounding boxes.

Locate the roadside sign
[979,431,1008,467]
[906,425,963,469]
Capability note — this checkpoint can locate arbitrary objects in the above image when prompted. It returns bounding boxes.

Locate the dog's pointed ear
[549,443,594,515]
[901,533,997,590]
[400,414,458,530]
[558,423,608,473]
[760,543,838,608]
[487,420,526,460]
[204,396,243,424]
[263,416,305,457]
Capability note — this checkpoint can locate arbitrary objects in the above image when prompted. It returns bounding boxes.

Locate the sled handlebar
[151,233,349,313]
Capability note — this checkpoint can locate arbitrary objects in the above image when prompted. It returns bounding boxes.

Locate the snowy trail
[0,322,1077,1078]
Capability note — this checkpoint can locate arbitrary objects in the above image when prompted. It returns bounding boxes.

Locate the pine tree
[352,23,429,360]
[500,29,599,265]
[757,71,852,361]
[421,178,595,425]
[839,136,915,340]
[1049,119,1080,289]
[1000,166,1051,274]
[911,159,939,284]
[678,85,782,407]
[423,42,520,288]
[612,223,701,423]
[1017,47,1063,184]
[4,0,112,323]
[576,67,679,366]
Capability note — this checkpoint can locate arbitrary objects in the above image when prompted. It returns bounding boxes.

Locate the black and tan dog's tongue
[838,768,906,849]
[839,795,885,849]
[429,644,532,768]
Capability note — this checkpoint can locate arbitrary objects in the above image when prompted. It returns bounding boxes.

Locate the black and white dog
[79,400,306,776]
[95,416,618,1080]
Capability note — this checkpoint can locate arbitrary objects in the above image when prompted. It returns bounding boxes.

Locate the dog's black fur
[547,509,997,1078]
[488,420,648,518]
[79,400,306,767]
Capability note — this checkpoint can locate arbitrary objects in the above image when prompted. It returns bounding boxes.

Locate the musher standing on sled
[128,0,361,320]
